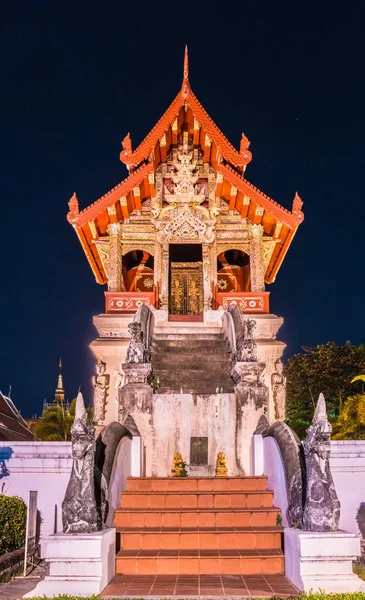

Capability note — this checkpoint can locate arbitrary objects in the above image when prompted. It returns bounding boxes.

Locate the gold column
[107,223,122,292]
[249,224,265,292]
[202,244,213,310]
[159,242,169,310]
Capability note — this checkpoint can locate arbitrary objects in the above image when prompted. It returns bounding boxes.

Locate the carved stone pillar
[107,223,122,292]
[234,361,269,475]
[249,224,265,292]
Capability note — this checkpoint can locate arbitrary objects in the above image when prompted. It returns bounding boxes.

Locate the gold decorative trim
[88,220,97,238]
[171,261,203,268]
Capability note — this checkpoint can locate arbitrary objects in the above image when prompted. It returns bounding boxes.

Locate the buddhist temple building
[68,48,303,476]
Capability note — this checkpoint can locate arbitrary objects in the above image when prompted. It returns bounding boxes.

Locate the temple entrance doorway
[169,244,203,316]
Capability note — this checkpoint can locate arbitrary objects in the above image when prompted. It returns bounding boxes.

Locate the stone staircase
[151,322,234,394]
[114,476,284,576]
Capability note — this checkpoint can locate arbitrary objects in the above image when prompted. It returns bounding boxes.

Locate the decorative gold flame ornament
[215,452,228,477]
[171,452,188,477]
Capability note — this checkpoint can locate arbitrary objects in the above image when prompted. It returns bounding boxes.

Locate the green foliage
[180,460,188,477]
[0,495,27,555]
[354,562,365,581]
[332,393,365,439]
[31,398,93,441]
[285,342,365,439]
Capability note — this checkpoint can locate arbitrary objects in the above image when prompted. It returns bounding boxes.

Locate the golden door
[170,262,204,315]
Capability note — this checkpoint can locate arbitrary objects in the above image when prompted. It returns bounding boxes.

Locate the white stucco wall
[0,437,136,538]
[262,436,289,526]
[257,436,365,536]
[0,442,72,537]
[330,440,365,535]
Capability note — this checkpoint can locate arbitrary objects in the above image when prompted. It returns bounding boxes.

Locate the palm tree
[31,399,93,441]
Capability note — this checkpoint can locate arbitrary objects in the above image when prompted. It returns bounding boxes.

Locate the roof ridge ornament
[67,192,79,221]
[292,191,304,219]
[120,132,132,167]
[181,45,190,99]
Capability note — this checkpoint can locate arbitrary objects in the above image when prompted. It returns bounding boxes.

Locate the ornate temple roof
[0,391,34,441]
[67,47,304,285]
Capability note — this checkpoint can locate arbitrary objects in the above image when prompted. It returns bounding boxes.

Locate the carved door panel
[170,262,203,315]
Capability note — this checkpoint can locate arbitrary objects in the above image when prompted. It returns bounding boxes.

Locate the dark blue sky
[1,0,364,417]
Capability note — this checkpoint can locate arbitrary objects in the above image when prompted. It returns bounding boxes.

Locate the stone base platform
[23,529,115,598]
[284,527,365,593]
[101,573,299,597]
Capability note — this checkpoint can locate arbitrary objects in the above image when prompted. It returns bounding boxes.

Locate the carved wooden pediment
[156,206,215,244]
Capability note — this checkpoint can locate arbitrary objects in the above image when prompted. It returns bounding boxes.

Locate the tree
[285,342,365,439]
[31,399,93,441]
[332,376,365,440]
[331,394,365,440]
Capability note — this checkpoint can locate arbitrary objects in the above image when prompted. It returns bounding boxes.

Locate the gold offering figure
[216,452,228,477]
[171,452,187,477]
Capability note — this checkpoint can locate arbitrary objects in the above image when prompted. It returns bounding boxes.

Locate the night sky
[1,1,365,417]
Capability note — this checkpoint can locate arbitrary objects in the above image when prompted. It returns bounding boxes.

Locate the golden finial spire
[181,45,191,99]
[54,358,65,405]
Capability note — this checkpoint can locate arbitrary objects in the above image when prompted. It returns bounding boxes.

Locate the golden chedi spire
[54,358,65,405]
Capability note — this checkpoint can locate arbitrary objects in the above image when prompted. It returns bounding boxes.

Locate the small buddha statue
[171,452,187,477]
[215,452,228,477]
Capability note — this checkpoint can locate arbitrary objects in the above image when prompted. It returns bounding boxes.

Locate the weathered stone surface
[94,421,131,525]
[254,414,270,435]
[125,305,154,364]
[118,380,153,426]
[234,361,268,474]
[122,362,152,385]
[92,359,110,424]
[265,420,305,528]
[271,358,286,421]
[302,393,340,532]
[62,393,101,533]
[126,322,145,363]
[227,305,257,363]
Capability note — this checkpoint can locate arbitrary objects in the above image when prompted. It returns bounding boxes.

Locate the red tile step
[118,526,282,551]
[115,507,281,528]
[121,491,274,510]
[116,549,284,576]
[114,477,284,577]
[127,476,269,492]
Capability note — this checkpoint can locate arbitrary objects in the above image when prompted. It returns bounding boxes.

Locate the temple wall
[0,442,72,537]
[151,393,239,477]
[330,440,365,535]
